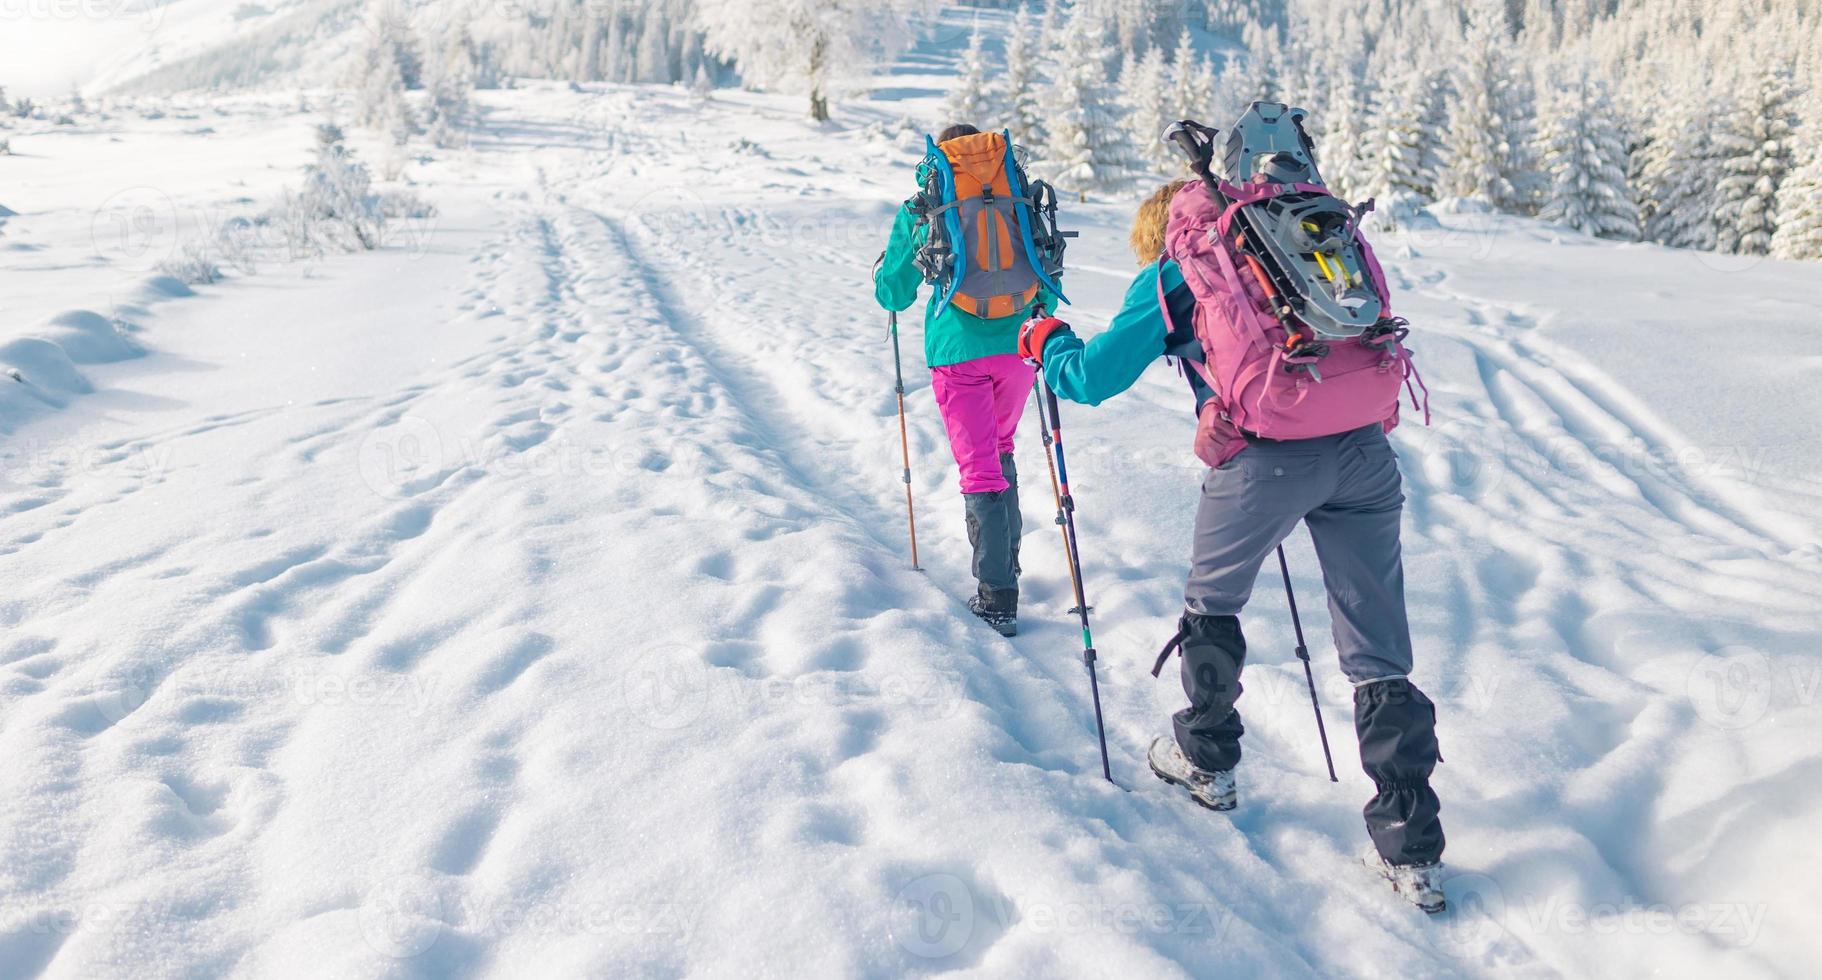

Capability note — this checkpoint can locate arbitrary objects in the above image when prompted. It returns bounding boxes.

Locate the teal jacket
[1042,258,1210,408]
[875,200,1060,369]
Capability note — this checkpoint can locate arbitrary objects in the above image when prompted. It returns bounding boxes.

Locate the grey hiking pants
[1171,423,1444,866]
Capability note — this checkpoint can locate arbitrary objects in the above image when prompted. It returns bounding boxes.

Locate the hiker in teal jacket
[875,123,1060,637]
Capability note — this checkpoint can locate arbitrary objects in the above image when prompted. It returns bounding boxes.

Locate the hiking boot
[967,586,1018,637]
[1363,850,1448,914]
[1147,735,1237,811]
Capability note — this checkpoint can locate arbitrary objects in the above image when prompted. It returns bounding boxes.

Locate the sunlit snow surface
[2,12,1820,980]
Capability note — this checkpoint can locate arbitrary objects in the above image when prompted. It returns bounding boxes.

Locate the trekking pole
[1031,362,1113,784]
[888,310,922,571]
[1276,545,1339,782]
[1030,381,1084,609]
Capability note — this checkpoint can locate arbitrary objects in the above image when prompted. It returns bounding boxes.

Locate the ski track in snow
[3,73,1820,978]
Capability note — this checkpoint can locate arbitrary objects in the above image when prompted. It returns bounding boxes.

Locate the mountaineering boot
[1147,735,1237,811]
[966,585,1018,637]
[1363,850,1447,914]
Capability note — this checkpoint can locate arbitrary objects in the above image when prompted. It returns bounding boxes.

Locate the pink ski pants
[931,354,1035,494]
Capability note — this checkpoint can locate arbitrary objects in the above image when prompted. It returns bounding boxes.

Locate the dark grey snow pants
[964,453,1022,597]
[1172,423,1444,866]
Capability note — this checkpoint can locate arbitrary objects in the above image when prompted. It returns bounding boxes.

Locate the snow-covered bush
[270,123,432,258]
[215,216,264,276]
[158,237,224,285]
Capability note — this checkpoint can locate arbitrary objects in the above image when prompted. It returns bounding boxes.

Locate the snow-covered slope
[0,0,360,98]
[3,21,1821,980]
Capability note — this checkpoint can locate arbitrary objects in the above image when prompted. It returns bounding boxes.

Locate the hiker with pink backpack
[1018,107,1446,913]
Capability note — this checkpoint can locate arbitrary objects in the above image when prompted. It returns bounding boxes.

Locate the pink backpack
[1162,145,1428,468]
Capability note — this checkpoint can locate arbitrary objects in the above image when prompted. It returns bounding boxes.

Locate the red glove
[1018,315,1071,365]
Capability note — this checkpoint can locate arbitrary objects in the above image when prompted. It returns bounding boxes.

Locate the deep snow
[4,16,1822,980]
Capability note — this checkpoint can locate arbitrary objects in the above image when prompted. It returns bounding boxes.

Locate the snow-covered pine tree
[421,23,478,149]
[1504,70,1547,214]
[1438,0,1524,208]
[1191,54,1224,124]
[1235,17,1282,105]
[1001,7,1045,146]
[943,23,996,129]
[693,0,926,122]
[1770,100,1822,261]
[1202,0,1252,36]
[1122,43,1175,176]
[1166,25,1202,122]
[634,4,674,83]
[1038,0,1063,43]
[354,20,420,144]
[1536,68,1638,239]
[462,24,502,91]
[1363,46,1438,204]
[1037,0,1139,200]
[1714,64,1799,256]
[1636,96,1724,251]
[1314,77,1371,202]
[1110,0,1161,60]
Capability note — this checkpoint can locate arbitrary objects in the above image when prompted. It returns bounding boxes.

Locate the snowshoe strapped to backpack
[1162,103,1427,464]
[910,130,1071,319]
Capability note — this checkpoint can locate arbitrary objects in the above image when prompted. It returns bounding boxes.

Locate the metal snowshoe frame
[1171,103,1388,341]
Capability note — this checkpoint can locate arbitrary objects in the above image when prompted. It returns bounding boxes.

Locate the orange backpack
[911,130,1071,319]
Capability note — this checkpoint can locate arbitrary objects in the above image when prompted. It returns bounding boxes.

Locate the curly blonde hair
[1129,179,1192,265]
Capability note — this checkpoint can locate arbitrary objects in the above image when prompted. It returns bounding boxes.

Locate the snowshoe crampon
[1168,103,1391,340]
[1222,102,1384,338]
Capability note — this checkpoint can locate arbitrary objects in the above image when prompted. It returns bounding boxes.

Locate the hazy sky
[1,1,187,97]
